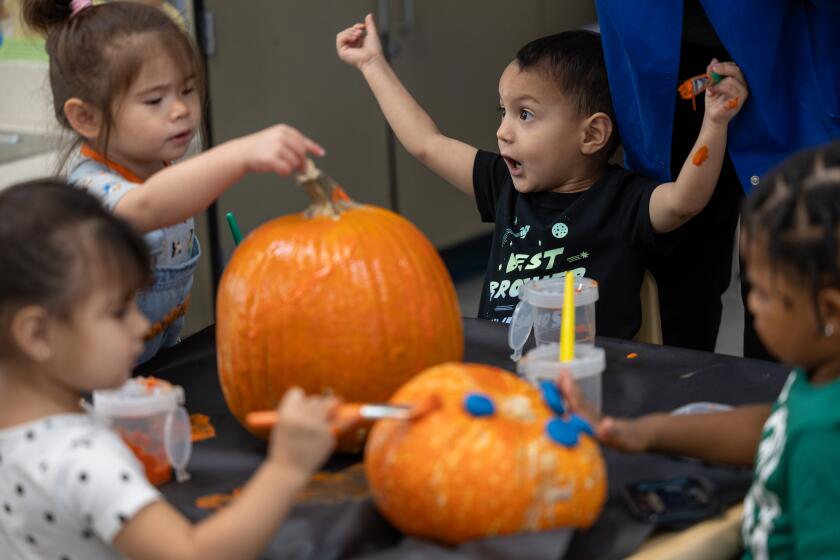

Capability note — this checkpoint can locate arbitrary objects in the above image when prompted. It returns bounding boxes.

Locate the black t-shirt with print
[473,150,672,340]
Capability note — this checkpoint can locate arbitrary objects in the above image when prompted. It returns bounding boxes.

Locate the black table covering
[137,318,789,560]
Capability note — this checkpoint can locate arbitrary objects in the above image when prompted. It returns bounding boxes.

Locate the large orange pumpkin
[216,165,464,450]
[365,362,607,544]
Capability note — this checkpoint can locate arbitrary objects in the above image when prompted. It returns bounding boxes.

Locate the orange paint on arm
[725,96,739,110]
[692,146,709,166]
[195,488,242,510]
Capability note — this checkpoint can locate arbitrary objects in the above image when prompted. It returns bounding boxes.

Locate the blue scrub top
[596,0,840,192]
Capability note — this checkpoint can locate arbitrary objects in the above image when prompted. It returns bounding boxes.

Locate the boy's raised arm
[337,14,477,196]
[649,60,749,233]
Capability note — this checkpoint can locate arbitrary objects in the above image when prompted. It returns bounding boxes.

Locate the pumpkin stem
[296,159,358,219]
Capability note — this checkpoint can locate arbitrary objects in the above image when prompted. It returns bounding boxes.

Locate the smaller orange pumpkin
[365,362,607,545]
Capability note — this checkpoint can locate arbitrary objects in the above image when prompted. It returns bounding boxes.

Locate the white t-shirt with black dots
[0,414,161,559]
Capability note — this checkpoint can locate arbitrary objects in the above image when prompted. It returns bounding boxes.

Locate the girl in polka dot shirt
[0,181,337,559]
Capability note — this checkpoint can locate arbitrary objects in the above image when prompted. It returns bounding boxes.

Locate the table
[138,319,789,560]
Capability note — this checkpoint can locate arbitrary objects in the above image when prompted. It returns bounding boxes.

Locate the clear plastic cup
[92,377,192,485]
[516,343,606,413]
[509,276,599,360]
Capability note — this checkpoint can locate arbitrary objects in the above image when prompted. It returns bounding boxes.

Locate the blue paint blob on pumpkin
[463,393,495,417]
[546,418,580,447]
[568,414,595,437]
[538,380,566,415]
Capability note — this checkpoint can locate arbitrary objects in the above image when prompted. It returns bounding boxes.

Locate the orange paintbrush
[246,394,442,433]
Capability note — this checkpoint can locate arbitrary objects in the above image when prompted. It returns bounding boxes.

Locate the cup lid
[164,406,192,483]
[508,300,535,361]
[92,377,185,417]
[521,276,599,308]
[516,343,606,380]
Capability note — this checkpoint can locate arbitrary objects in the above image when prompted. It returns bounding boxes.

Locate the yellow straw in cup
[559,272,575,362]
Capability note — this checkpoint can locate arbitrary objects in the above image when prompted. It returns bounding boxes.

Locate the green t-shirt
[742,368,840,559]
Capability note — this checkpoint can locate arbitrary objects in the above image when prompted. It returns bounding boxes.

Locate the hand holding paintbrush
[248,393,442,435]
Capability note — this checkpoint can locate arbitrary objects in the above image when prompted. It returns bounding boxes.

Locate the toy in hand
[678,70,722,111]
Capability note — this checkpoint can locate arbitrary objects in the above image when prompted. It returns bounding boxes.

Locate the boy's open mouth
[503,155,522,172]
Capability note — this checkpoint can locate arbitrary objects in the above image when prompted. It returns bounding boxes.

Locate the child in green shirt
[560,141,840,559]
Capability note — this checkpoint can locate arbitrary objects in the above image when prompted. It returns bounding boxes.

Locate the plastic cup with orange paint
[92,376,193,485]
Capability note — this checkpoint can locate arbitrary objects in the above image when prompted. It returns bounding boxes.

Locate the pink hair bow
[71,0,93,16]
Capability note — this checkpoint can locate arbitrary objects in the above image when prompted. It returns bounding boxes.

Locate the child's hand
[556,372,652,453]
[704,58,749,126]
[267,387,336,476]
[237,124,325,176]
[336,13,385,70]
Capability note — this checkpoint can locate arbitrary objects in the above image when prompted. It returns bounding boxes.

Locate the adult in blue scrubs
[596,0,840,358]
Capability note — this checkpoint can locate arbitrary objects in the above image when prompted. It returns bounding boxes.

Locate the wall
[0,0,61,187]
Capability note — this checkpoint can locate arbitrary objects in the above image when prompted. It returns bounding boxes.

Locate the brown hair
[515,31,621,160]
[0,178,152,355]
[22,0,205,159]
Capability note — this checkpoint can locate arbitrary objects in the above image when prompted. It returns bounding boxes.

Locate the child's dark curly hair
[742,141,840,327]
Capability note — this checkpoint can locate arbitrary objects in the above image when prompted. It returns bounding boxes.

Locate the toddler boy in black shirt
[336,15,747,339]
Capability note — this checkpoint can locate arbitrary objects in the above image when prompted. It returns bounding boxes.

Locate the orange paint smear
[195,487,242,510]
[190,414,216,442]
[118,428,171,485]
[144,296,190,341]
[692,146,709,166]
[195,465,372,510]
[677,73,711,112]
[140,377,163,390]
[677,80,696,100]
[725,96,739,110]
[626,353,638,360]
[331,184,351,203]
[295,463,369,504]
